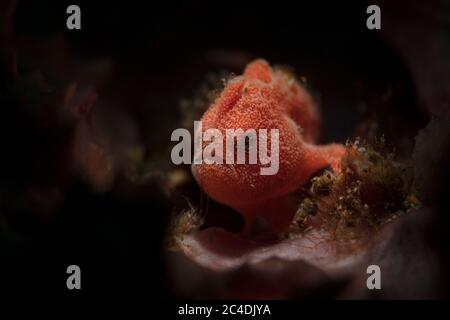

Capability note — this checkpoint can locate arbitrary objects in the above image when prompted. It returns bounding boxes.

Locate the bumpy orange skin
[192,59,345,234]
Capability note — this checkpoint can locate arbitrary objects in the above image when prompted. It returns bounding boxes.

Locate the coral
[166,204,204,251]
[289,138,418,239]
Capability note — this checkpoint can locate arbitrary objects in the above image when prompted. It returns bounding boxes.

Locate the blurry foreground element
[0,1,171,295]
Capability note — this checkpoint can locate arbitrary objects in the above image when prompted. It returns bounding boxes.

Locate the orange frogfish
[192,59,345,235]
